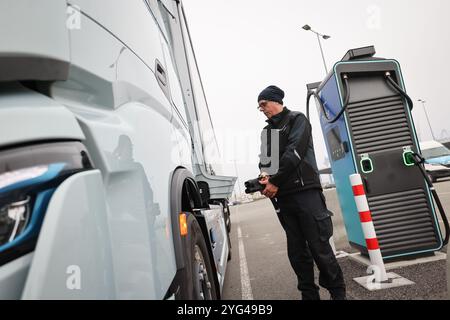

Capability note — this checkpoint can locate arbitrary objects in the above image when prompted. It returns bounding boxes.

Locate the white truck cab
[0,0,235,300]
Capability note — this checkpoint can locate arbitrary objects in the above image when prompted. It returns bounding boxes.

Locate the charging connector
[411,152,450,246]
[306,74,350,123]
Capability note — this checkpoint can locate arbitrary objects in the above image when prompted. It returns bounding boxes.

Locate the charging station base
[353,273,415,291]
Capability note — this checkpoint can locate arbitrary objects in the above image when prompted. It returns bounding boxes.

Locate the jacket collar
[266,107,290,127]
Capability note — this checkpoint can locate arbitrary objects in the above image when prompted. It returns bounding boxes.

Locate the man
[257,85,346,300]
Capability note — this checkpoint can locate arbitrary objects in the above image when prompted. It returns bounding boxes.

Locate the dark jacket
[259,107,322,197]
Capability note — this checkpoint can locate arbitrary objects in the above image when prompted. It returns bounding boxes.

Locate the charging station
[307,46,446,260]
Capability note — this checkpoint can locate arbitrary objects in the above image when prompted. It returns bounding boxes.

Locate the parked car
[322,183,336,190]
[419,141,450,182]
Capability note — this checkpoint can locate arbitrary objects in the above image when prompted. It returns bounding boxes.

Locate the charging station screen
[327,127,345,161]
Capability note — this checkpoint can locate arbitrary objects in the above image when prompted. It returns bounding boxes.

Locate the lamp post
[302,24,349,258]
[302,24,331,75]
[418,99,436,140]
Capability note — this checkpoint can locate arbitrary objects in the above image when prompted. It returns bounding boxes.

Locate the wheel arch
[166,167,221,299]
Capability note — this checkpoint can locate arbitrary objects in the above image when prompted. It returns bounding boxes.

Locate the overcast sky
[183,0,450,193]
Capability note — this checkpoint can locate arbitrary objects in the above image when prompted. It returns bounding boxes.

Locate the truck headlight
[0,142,93,266]
[0,196,31,245]
[0,166,49,246]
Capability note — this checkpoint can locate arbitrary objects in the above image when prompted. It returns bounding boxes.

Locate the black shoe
[330,290,347,300]
[331,294,347,300]
[301,290,321,300]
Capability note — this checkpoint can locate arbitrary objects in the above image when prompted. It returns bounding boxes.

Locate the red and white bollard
[350,174,388,282]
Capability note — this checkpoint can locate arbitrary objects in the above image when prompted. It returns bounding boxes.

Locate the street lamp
[302,24,331,75]
[418,99,436,140]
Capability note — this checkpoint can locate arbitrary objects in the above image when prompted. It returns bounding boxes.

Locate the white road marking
[235,207,253,300]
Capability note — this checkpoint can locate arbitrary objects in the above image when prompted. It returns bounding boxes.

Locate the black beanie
[258,85,284,105]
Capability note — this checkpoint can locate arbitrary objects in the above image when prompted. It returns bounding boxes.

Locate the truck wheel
[225,203,231,233]
[178,214,218,300]
[226,206,232,261]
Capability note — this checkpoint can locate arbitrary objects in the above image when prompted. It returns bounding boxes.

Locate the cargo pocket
[314,211,333,242]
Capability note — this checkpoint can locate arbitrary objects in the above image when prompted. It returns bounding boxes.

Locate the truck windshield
[422,146,450,159]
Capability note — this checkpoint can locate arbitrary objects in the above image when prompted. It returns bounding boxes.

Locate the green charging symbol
[360,155,374,174]
[403,150,415,166]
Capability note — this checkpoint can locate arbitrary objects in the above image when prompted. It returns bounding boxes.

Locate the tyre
[224,202,231,233]
[223,202,232,261]
[177,214,218,300]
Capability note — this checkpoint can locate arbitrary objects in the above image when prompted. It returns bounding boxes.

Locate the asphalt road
[222,178,450,300]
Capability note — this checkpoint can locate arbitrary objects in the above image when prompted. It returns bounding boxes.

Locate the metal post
[419,100,436,140]
[302,25,330,76]
[350,174,388,282]
[316,33,328,74]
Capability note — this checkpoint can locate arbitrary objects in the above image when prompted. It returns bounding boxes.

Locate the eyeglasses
[258,101,269,110]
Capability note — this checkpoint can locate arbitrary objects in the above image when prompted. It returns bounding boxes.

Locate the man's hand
[260,177,279,198]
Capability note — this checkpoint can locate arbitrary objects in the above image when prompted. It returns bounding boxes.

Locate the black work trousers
[272,189,346,300]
